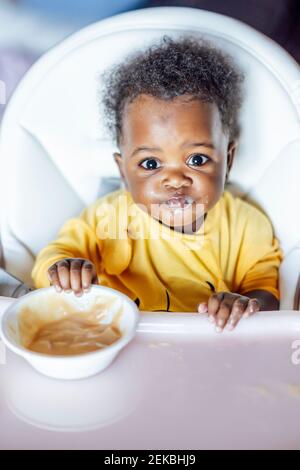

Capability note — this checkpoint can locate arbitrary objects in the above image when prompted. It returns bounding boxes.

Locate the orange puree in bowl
[28,312,122,356]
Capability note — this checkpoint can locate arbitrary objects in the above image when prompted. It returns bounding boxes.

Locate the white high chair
[0,6,299,309]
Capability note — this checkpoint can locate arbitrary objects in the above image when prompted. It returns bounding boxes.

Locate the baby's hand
[198,292,261,332]
[47,258,98,296]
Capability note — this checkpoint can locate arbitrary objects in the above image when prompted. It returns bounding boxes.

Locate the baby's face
[114,94,236,233]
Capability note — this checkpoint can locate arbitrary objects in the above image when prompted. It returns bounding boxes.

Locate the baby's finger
[244,298,261,318]
[215,298,232,332]
[81,261,95,292]
[226,297,249,330]
[70,259,83,296]
[207,293,222,324]
[48,264,62,292]
[198,302,208,314]
[56,260,71,292]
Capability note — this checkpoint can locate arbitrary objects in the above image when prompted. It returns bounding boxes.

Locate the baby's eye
[140,158,161,170]
[187,153,209,167]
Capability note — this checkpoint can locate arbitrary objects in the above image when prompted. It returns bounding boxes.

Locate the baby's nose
[162,171,192,189]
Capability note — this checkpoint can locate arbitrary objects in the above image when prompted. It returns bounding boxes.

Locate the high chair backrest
[0,7,299,309]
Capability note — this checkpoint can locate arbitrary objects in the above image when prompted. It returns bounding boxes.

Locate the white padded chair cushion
[247,139,300,255]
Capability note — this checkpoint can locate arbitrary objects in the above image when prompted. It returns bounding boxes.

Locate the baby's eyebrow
[181,141,215,150]
[130,147,162,157]
[130,141,215,158]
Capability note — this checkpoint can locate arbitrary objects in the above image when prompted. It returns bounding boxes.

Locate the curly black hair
[101,36,244,144]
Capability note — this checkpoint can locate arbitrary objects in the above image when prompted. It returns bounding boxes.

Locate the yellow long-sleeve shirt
[32,189,282,312]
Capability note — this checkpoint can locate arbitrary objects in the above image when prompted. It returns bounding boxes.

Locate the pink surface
[1,305,300,449]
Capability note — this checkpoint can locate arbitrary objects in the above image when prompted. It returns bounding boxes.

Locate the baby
[32,36,282,331]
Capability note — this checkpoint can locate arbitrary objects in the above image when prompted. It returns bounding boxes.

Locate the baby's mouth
[161,195,195,211]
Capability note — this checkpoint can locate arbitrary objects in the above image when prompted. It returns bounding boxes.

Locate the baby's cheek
[203,174,225,210]
[128,177,158,208]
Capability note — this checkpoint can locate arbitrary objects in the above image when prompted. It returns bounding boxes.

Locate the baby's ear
[114,152,125,179]
[114,152,129,189]
[226,140,238,176]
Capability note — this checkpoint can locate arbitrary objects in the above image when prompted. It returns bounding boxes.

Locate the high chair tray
[1,300,300,449]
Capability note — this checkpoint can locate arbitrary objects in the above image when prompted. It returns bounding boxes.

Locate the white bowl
[0,286,139,380]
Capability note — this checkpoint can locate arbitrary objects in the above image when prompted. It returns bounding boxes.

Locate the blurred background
[0,0,299,121]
